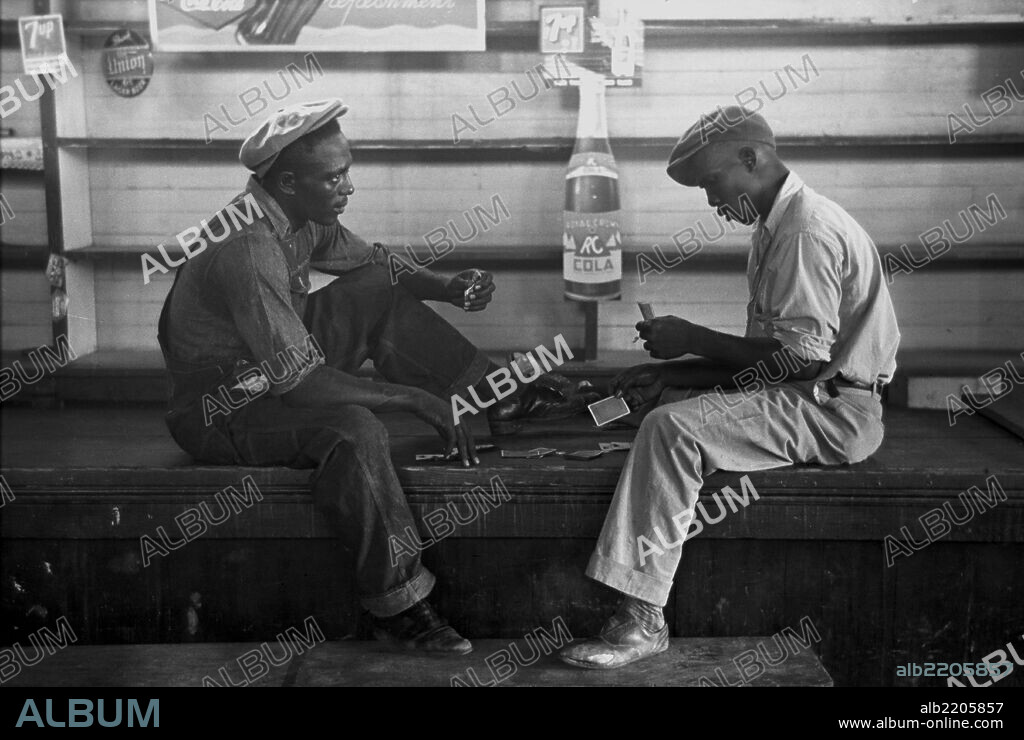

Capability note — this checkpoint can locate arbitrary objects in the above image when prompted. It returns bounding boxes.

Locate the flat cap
[666,106,775,186]
[239,99,349,178]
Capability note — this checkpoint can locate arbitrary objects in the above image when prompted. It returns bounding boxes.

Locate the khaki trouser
[585,381,885,607]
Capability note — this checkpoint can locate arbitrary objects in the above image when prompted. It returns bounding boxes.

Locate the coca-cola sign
[149,0,485,51]
[160,0,257,31]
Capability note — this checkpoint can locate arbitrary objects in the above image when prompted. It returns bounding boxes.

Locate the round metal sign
[102,29,153,98]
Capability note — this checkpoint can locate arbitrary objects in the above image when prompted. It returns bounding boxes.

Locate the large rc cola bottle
[563,74,622,301]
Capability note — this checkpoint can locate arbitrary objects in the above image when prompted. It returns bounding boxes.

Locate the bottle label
[566,152,618,180]
[563,211,622,284]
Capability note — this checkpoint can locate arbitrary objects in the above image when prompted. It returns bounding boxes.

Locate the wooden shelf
[489,18,1024,39]
[69,243,1024,270]
[54,135,1024,159]
[7,17,1022,44]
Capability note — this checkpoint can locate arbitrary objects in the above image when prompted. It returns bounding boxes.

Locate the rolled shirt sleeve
[208,236,324,395]
[757,231,842,364]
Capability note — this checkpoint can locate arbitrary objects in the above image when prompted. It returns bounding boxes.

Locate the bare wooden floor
[1,637,832,687]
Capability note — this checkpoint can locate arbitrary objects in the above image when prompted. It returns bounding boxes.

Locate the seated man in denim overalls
[158,99,570,654]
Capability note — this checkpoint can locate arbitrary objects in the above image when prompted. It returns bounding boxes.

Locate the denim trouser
[585,382,885,607]
[164,264,491,617]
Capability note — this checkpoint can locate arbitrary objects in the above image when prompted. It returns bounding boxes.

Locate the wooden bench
[2,403,1022,687]
[17,347,1021,405]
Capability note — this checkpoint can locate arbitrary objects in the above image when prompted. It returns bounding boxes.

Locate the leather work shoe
[558,613,669,669]
[487,371,602,436]
[372,600,473,655]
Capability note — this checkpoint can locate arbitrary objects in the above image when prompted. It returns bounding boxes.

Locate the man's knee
[313,406,391,464]
[842,418,884,464]
[641,398,705,436]
[638,405,702,454]
[656,386,697,406]
[309,264,396,308]
[639,405,675,433]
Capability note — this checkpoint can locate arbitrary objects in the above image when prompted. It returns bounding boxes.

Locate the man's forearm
[396,267,449,302]
[687,327,822,381]
[281,365,416,412]
[657,358,745,390]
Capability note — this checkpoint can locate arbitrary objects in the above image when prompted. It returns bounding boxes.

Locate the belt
[825,377,885,399]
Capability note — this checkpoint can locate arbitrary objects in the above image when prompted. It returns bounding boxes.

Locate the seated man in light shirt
[560,106,901,669]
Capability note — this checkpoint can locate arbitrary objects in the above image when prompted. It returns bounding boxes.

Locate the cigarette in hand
[463,270,482,308]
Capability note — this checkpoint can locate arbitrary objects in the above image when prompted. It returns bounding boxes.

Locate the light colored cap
[239,99,349,178]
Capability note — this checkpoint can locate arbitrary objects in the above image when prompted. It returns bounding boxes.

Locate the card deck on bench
[589,396,631,426]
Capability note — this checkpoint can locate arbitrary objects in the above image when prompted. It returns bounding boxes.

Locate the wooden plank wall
[2,0,1023,355]
[0,39,50,351]
[76,42,1024,141]
[88,152,1024,253]
[95,261,1024,353]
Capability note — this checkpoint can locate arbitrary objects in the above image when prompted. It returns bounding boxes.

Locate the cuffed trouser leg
[170,398,438,619]
[585,383,885,607]
[303,406,437,618]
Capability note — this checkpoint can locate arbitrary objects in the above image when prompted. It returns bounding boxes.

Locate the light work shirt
[746,171,900,385]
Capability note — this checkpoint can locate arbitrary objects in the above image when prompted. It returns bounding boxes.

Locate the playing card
[416,443,495,462]
[565,449,604,460]
[588,396,632,426]
[501,450,539,458]
[638,302,655,321]
[599,441,632,452]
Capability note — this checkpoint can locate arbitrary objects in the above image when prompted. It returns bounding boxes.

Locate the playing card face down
[599,441,632,452]
[415,443,497,461]
[565,450,604,460]
[588,396,631,426]
[500,447,560,459]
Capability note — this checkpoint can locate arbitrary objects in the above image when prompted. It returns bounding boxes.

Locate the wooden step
[1,637,833,687]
